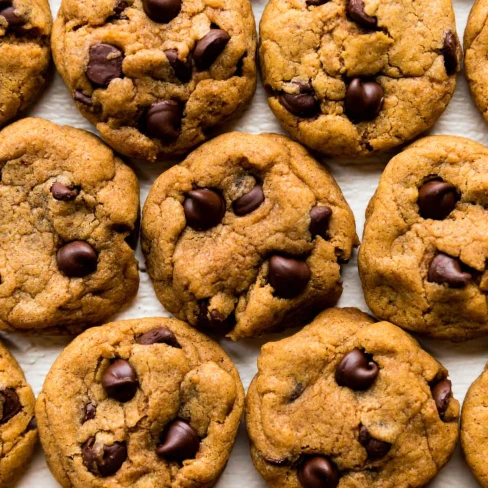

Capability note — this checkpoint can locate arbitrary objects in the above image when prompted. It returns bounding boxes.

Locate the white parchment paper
[7,0,488,485]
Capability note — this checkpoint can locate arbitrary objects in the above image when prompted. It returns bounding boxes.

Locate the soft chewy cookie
[246,307,460,488]
[51,0,256,161]
[0,0,52,127]
[0,118,139,333]
[0,339,37,488]
[141,132,358,340]
[259,0,461,158]
[359,136,488,340]
[36,317,245,488]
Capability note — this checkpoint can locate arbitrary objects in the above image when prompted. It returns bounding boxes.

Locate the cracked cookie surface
[259,0,460,158]
[246,307,459,488]
[0,0,52,127]
[0,117,139,333]
[36,316,245,488]
[141,132,358,340]
[51,0,256,161]
[359,136,488,340]
[0,339,37,488]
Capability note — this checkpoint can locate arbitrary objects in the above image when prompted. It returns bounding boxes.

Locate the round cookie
[0,0,52,128]
[0,117,139,333]
[359,135,488,340]
[259,0,461,158]
[51,0,257,161]
[246,307,460,488]
[36,317,245,488]
[141,132,358,340]
[0,339,37,488]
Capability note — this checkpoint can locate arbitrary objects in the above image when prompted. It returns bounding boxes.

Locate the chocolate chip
[358,425,391,459]
[183,188,225,231]
[279,91,320,118]
[26,417,37,431]
[0,389,21,424]
[0,1,25,27]
[194,29,230,71]
[164,49,192,82]
[306,0,329,5]
[268,255,311,299]
[233,184,265,216]
[289,382,304,402]
[418,179,457,220]
[298,455,340,488]
[137,326,180,347]
[335,348,379,390]
[442,31,459,76]
[345,78,384,122]
[82,437,127,477]
[114,0,128,14]
[102,359,138,403]
[57,241,98,278]
[310,206,332,239]
[347,0,377,29]
[156,419,200,462]
[145,100,182,142]
[431,379,452,420]
[142,0,181,23]
[428,253,472,288]
[74,90,93,106]
[86,44,124,88]
[83,403,97,423]
[197,300,235,334]
[51,182,78,201]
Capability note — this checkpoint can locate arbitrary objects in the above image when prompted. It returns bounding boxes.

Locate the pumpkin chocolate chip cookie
[36,317,244,488]
[0,117,139,333]
[246,307,460,488]
[51,0,257,161]
[259,0,461,157]
[359,136,488,340]
[141,132,358,340]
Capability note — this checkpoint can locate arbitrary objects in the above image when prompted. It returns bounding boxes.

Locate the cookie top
[0,0,52,127]
[359,136,488,340]
[259,0,461,158]
[246,307,460,488]
[0,339,37,488]
[141,132,358,340]
[51,0,257,162]
[0,118,139,333]
[461,364,488,488]
[36,317,245,488]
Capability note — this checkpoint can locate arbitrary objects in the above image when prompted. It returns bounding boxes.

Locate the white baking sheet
[5,0,488,485]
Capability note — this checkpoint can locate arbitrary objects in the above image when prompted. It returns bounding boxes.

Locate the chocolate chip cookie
[0,117,139,333]
[0,339,37,487]
[359,135,488,340]
[246,307,460,488]
[141,132,358,340]
[259,0,461,158]
[36,316,245,487]
[0,0,52,127]
[51,0,257,162]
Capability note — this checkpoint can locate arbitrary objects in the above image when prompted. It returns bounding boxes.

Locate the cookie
[359,136,488,340]
[0,339,37,488]
[36,316,245,488]
[0,0,52,127]
[0,117,139,333]
[246,307,460,488]
[259,0,461,158]
[461,364,488,487]
[51,0,257,162]
[141,132,358,340]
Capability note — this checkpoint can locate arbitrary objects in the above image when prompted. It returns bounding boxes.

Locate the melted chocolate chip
[0,1,25,27]
[306,0,329,5]
[347,0,377,29]
[442,31,459,76]
[358,425,391,459]
[164,48,192,82]
[197,300,235,334]
[82,437,127,477]
[86,44,124,88]
[310,206,332,239]
[194,29,230,71]
[268,255,311,299]
[298,455,340,488]
[335,348,379,390]
[156,419,200,462]
[114,0,128,14]
[418,179,457,220]
[431,379,452,420]
[279,91,320,118]
[83,403,97,423]
[137,326,180,347]
[183,188,225,230]
[0,389,21,423]
[142,0,181,23]
[51,182,78,201]
[428,253,472,288]
[233,184,264,216]
[102,359,138,403]
[289,382,304,402]
[74,90,93,106]
[57,241,98,278]
[345,78,384,122]
[145,100,182,142]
